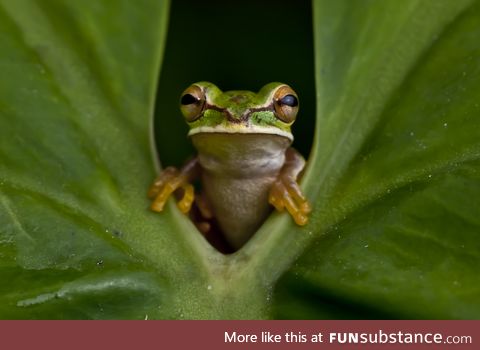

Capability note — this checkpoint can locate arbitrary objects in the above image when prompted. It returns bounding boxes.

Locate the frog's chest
[191,133,290,248]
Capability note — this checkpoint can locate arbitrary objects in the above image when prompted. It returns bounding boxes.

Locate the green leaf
[1,0,479,320]
[273,0,480,319]
[0,0,179,319]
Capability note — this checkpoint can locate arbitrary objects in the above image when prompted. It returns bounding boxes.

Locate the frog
[148,82,311,250]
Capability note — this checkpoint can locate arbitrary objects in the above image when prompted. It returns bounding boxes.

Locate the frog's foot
[189,193,213,234]
[195,193,214,220]
[148,166,195,214]
[269,175,311,226]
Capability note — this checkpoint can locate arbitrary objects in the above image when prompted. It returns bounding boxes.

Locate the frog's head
[179,82,299,142]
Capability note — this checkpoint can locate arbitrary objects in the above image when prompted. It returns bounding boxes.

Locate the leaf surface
[273,0,480,319]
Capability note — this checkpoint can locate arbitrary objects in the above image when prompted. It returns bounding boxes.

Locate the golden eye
[273,85,299,123]
[180,85,206,122]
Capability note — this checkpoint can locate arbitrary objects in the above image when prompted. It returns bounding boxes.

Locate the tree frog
[148,82,311,249]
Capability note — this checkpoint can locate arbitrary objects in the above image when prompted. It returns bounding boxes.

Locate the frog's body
[192,133,290,247]
[149,82,310,249]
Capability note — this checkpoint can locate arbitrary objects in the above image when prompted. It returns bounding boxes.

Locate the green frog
[148,82,310,249]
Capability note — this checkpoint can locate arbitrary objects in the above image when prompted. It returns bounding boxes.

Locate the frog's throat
[187,125,294,141]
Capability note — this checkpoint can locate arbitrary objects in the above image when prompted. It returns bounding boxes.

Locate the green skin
[187,82,293,138]
[180,82,307,249]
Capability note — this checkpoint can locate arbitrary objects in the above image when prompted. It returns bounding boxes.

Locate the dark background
[154,0,315,167]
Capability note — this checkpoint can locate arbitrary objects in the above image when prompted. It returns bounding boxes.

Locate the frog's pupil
[181,94,199,105]
[279,94,298,107]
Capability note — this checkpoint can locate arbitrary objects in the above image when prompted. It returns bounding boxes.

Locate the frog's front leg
[269,148,311,225]
[148,157,199,214]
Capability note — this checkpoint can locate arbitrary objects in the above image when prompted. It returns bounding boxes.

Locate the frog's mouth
[187,125,294,142]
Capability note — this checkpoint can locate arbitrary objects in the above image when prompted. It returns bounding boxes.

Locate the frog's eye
[273,85,299,123]
[180,85,206,121]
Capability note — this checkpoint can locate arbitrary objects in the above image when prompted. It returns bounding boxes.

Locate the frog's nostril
[224,111,243,123]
